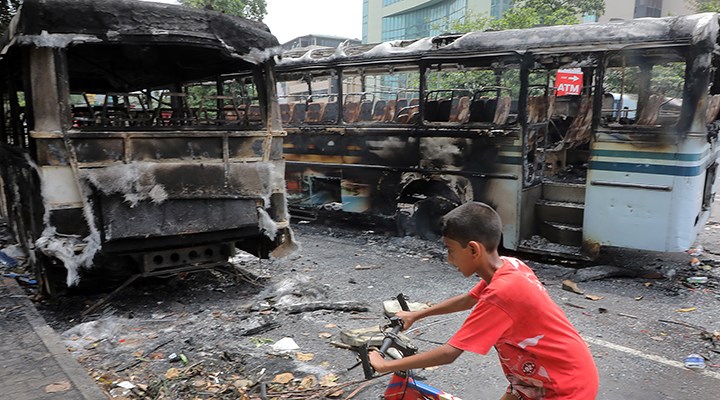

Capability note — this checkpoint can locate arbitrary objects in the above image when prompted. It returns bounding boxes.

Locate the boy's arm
[369,343,462,373]
[397,293,476,330]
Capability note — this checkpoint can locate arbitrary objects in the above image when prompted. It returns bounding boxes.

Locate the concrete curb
[3,277,108,400]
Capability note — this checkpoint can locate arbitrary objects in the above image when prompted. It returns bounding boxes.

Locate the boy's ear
[468,241,483,257]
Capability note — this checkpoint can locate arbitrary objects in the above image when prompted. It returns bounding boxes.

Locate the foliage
[604,67,641,96]
[426,67,522,100]
[0,0,20,32]
[447,11,494,33]
[448,0,605,33]
[185,78,258,116]
[604,62,685,98]
[690,0,720,12]
[649,63,686,98]
[178,0,266,21]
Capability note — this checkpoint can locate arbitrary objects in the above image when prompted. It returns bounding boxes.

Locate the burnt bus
[275,14,720,259]
[0,0,295,295]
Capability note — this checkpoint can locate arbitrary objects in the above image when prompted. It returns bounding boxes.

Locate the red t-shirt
[448,257,599,399]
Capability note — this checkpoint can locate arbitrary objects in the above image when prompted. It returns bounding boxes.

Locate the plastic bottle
[0,251,18,268]
[683,354,706,370]
[686,277,708,284]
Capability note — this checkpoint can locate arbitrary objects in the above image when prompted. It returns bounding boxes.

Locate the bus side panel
[99,197,259,241]
[467,139,524,251]
[584,136,712,252]
[477,176,522,251]
[669,138,717,250]
[284,130,525,245]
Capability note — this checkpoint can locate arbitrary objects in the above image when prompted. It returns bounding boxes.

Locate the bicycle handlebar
[357,293,413,380]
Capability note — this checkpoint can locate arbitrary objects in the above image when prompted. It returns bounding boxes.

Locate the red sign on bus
[555,70,583,96]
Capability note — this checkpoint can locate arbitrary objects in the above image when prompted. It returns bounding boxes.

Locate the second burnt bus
[275,14,720,258]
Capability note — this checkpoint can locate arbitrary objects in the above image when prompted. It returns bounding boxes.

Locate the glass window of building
[634,0,662,18]
[490,0,513,19]
[381,0,467,41]
[363,0,369,43]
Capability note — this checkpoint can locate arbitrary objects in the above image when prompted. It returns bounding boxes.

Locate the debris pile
[49,265,377,399]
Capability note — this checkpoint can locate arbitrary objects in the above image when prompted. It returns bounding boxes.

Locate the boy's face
[442,236,478,277]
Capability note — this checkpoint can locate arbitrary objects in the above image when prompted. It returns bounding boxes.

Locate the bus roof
[0,0,280,92]
[278,13,719,69]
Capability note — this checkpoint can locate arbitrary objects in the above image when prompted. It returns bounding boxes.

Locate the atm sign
[555,70,583,96]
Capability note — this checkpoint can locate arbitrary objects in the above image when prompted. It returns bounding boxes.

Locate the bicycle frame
[384,371,463,400]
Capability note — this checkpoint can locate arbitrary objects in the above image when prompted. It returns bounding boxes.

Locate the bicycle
[352,294,464,400]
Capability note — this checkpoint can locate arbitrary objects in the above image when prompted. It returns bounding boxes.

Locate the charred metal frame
[275,14,720,256]
[0,0,294,295]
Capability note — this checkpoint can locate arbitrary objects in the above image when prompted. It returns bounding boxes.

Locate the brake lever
[396,293,410,312]
[357,343,376,380]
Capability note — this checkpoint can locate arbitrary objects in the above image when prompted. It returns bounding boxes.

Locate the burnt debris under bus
[0,0,295,295]
[275,14,720,259]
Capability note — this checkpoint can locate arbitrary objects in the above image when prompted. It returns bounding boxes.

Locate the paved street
[1,190,719,399]
[0,277,105,400]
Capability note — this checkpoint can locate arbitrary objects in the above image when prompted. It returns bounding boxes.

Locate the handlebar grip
[378,323,402,354]
[396,293,410,312]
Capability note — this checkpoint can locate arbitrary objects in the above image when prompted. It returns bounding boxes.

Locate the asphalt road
[29,193,720,399]
[274,221,720,400]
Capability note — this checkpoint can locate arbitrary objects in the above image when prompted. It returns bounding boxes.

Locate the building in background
[597,0,693,22]
[282,34,361,51]
[362,0,694,43]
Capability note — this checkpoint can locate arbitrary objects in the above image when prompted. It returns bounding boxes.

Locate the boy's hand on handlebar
[368,349,388,373]
[394,310,418,330]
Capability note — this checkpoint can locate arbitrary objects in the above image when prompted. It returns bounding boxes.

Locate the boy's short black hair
[441,202,502,251]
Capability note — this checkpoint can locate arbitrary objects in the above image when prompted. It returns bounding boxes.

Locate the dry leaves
[272,372,294,384]
[164,367,180,380]
[299,375,318,389]
[296,352,315,361]
[45,381,71,393]
[320,373,338,387]
[562,279,584,295]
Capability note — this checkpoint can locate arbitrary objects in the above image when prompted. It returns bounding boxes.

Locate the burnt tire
[413,196,458,241]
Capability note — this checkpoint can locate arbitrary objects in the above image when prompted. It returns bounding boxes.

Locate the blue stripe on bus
[591,149,704,161]
[589,161,704,176]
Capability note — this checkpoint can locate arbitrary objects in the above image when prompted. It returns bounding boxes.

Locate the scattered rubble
[562,279,584,295]
[0,218,717,398]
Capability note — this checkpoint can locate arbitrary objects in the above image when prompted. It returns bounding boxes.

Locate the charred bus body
[276,14,720,258]
[0,0,294,294]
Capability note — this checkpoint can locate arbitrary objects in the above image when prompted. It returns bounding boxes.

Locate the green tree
[0,0,21,32]
[689,0,720,12]
[178,0,267,21]
[449,0,605,32]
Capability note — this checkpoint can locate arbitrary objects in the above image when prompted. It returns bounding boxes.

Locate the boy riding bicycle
[369,202,599,399]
